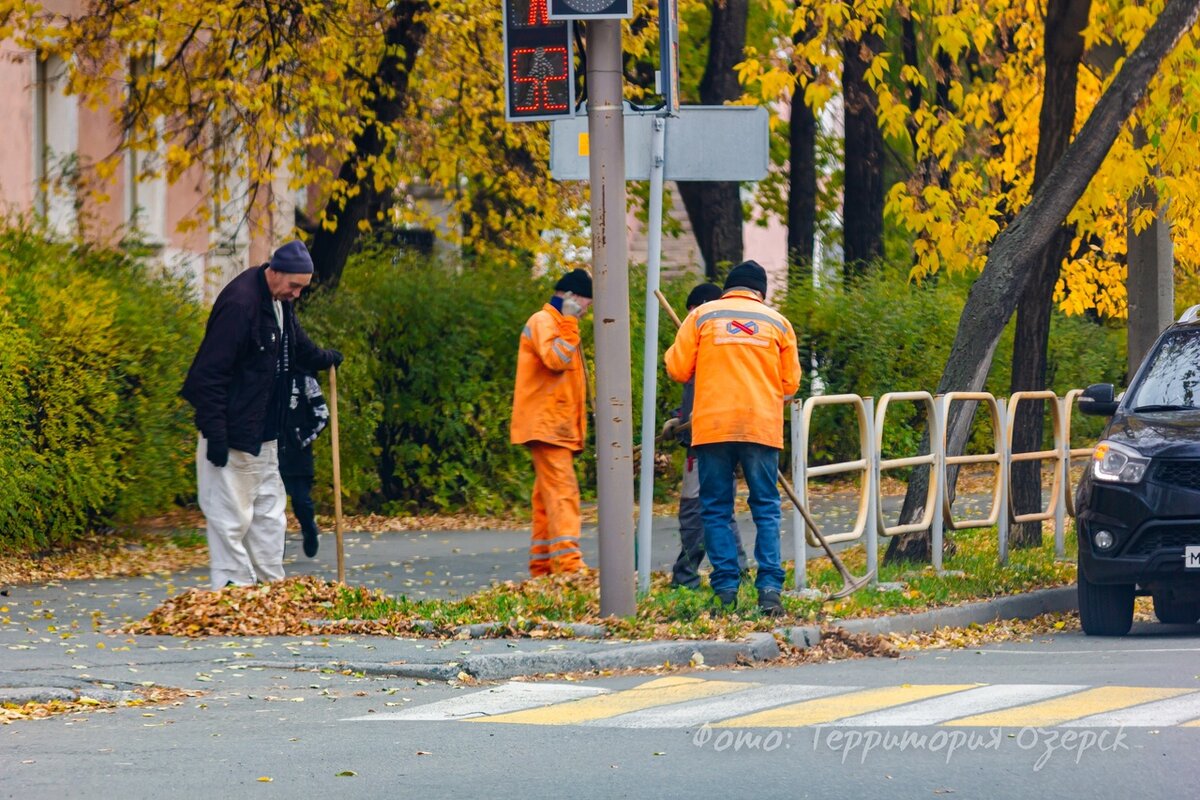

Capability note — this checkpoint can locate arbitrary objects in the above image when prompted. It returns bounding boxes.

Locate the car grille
[1125,527,1198,556]
[1151,460,1200,490]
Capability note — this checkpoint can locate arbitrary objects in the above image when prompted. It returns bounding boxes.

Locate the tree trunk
[677,0,748,278]
[308,1,428,290]
[842,30,885,278]
[787,11,818,286]
[901,15,924,182]
[884,0,1200,564]
[1009,0,1092,550]
[1126,125,1176,374]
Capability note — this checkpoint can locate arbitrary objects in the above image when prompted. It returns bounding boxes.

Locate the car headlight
[1092,440,1150,483]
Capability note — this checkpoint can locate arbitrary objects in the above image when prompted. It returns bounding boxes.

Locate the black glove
[328,349,344,368]
[206,439,229,468]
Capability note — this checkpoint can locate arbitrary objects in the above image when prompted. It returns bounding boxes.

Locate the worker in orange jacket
[510,268,592,576]
[664,261,801,615]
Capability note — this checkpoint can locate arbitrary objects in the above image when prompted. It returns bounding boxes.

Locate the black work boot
[712,589,738,613]
[301,520,320,558]
[758,588,785,618]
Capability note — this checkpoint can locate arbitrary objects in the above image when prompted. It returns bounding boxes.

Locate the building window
[125,56,167,246]
[32,53,78,236]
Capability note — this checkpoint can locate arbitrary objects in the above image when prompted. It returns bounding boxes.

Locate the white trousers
[197,436,287,589]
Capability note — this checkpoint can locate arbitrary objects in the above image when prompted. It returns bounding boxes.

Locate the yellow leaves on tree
[0,0,597,267]
[741,0,1200,319]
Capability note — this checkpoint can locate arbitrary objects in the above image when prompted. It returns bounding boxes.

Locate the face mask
[561,292,586,318]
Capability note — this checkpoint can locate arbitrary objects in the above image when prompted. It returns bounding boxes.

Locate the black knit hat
[554,268,593,298]
[269,240,314,274]
[723,260,768,296]
[686,282,723,309]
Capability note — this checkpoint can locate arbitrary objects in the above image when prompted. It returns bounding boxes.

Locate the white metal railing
[791,394,873,589]
[790,389,1090,589]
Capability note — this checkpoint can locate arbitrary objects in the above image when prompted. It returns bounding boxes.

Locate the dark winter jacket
[181,265,337,455]
[279,371,330,478]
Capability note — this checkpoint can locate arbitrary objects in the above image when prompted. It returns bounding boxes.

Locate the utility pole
[587,20,635,617]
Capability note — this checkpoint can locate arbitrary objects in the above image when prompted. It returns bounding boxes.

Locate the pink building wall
[0,42,35,213]
[0,10,286,304]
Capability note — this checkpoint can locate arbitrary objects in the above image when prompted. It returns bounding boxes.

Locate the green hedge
[298,251,701,515]
[0,226,202,551]
[0,225,1134,548]
[301,250,558,514]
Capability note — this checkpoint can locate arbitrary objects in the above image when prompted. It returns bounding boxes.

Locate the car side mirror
[1078,383,1119,416]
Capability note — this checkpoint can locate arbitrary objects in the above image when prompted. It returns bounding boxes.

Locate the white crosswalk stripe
[343,682,607,721]
[831,684,1087,727]
[592,684,851,729]
[344,680,1200,728]
[1061,690,1200,727]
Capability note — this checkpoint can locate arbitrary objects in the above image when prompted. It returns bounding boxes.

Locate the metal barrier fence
[789,390,1094,590]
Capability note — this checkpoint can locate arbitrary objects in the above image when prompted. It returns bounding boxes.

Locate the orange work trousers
[528,442,586,575]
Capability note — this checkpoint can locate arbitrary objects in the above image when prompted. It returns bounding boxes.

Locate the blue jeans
[696,442,785,595]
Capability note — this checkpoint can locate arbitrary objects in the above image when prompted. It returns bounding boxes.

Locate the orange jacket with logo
[664,290,801,449]
[510,304,587,452]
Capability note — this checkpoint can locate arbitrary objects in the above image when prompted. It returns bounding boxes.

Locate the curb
[0,686,136,705]
[779,586,1078,648]
[306,619,610,640]
[243,632,781,683]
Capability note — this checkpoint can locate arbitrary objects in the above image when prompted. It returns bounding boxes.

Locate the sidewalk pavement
[0,494,1065,704]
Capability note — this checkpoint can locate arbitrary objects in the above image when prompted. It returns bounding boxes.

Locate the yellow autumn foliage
[744,0,1200,320]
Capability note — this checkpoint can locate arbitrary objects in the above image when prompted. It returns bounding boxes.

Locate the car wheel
[1078,570,1134,636]
[1152,595,1200,625]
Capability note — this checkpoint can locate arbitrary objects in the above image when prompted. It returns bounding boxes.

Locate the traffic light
[548,0,632,19]
[503,0,575,122]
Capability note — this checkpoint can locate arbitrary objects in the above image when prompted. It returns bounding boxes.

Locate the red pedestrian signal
[503,0,575,122]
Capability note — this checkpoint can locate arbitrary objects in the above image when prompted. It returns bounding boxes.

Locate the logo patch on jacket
[715,318,769,347]
[725,320,759,336]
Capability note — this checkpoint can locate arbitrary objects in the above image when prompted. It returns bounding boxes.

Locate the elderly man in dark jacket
[182,240,341,589]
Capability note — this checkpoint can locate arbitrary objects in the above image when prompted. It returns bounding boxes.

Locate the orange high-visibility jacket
[510,304,587,452]
[664,289,801,449]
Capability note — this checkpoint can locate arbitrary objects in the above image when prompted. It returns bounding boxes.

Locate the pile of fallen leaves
[121,572,1089,658]
[123,576,344,637]
[123,573,778,640]
[1,686,202,724]
[788,628,902,664]
[0,532,207,587]
[886,612,1081,650]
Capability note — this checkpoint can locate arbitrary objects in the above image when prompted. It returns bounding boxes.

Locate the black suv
[1076,309,1200,635]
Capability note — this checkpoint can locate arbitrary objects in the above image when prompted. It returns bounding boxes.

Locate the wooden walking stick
[657,290,873,599]
[328,364,345,584]
[654,289,683,328]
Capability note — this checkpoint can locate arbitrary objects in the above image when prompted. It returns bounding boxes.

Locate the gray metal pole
[587,20,635,617]
[636,117,666,594]
[864,397,879,586]
[791,400,807,589]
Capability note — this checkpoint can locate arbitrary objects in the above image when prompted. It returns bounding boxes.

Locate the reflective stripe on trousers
[528,442,586,575]
[197,436,287,589]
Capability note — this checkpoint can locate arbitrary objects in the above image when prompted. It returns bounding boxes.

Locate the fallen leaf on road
[336,771,357,777]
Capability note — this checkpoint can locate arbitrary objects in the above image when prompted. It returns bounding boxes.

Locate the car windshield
[1128,329,1200,411]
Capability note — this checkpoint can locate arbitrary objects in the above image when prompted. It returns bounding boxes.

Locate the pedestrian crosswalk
[345,677,1200,729]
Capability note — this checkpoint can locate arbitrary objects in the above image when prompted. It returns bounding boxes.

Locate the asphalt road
[3,623,1199,799]
[1,490,1119,800]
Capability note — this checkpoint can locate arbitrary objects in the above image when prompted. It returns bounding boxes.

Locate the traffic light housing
[503,0,575,122]
[548,0,632,19]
